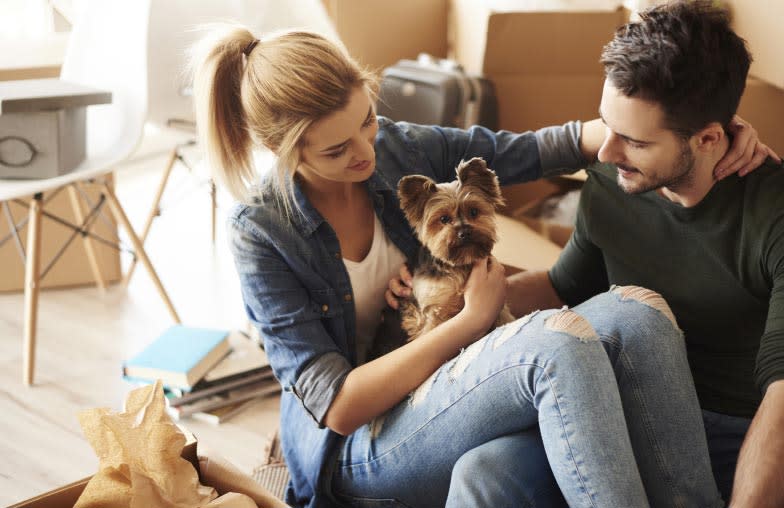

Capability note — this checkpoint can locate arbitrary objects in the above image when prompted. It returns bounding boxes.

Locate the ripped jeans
[329,287,723,508]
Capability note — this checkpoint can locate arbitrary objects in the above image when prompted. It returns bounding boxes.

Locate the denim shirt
[228,117,586,508]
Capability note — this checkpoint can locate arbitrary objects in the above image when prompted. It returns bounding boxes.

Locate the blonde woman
[191,27,772,508]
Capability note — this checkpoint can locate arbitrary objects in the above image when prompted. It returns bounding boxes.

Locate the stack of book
[123,325,279,424]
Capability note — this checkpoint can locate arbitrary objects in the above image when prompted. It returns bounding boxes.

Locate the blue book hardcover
[122,325,231,391]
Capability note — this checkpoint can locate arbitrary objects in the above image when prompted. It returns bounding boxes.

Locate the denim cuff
[535,120,589,178]
[294,351,352,427]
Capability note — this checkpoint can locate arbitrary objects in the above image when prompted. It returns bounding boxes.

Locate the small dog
[397,157,515,340]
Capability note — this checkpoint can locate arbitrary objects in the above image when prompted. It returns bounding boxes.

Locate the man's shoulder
[739,158,784,228]
[739,158,784,206]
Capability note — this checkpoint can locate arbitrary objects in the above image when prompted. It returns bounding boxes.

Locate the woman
[191,27,771,508]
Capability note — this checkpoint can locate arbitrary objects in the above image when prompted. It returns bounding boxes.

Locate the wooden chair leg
[100,182,181,323]
[123,147,178,286]
[23,193,43,386]
[67,184,106,292]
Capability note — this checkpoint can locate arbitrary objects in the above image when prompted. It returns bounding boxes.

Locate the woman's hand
[385,264,413,310]
[460,256,508,333]
[715,115,782,179]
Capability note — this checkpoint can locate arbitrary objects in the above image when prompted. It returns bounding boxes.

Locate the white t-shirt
[343,214,407,365]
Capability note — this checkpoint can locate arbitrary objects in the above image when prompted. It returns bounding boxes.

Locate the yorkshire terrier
[397,157,515,340]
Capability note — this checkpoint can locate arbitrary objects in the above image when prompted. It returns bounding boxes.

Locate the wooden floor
[0,131,280,505]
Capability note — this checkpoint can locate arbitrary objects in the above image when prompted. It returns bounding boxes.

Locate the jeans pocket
[334,493,413,508]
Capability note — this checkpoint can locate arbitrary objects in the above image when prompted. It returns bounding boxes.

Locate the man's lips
[617,165,640,177]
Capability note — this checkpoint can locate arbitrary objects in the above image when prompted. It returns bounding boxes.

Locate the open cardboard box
[9,431,198,508]
[493,174,585,274]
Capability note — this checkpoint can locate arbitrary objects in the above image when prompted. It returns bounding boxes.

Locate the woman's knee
[611,285,678,329]
[580,285,684,353]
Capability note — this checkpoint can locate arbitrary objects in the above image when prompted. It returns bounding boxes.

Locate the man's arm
[506,270,564,318]
[730,380,784,507]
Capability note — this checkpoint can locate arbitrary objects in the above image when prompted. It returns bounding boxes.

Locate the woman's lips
[348,160,371,172]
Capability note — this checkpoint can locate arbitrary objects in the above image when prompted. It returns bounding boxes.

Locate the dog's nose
[457,227,472,240]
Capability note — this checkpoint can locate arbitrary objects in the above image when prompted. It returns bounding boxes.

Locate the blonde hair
[190,25,377,214]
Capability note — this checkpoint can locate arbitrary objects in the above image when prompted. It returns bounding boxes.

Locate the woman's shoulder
[227,194,298,245]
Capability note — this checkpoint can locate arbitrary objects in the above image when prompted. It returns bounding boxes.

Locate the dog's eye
[469,207,479,218]
[440,215,451,224]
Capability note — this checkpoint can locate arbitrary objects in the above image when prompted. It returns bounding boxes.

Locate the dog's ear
[398,175,437,227]
[456,157,505,209]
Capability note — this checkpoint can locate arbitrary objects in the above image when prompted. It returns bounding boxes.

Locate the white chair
[0,0,180,385]
[122,0,340,283]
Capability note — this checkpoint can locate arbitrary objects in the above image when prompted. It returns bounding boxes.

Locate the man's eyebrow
[598,108,651,145]
[319,106,373,153]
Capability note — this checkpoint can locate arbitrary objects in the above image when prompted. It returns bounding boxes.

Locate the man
[507,1,784,505]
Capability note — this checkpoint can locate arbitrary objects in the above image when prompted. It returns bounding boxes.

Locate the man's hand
[715,115,782,180]
[385,264,413,310]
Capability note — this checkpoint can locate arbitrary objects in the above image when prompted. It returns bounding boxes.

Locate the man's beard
[617,143,696,195]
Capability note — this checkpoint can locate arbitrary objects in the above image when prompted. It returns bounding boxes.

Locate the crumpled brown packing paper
[74,381,262,508]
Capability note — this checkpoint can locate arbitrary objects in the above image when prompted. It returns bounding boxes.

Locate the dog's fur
[397,157,515,340]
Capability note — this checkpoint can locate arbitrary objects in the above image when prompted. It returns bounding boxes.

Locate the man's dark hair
[601,0,751,137]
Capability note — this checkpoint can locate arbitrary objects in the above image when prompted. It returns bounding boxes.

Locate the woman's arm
[324,257,507,435]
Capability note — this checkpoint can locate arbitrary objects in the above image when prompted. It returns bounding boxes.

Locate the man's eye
[469,207,479,218]
[440,215,451,224]
[627,140,647,149]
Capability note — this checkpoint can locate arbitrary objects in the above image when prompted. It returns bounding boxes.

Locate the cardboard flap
[483,9,627,75]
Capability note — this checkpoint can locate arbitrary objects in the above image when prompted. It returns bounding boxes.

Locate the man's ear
[398,175,437,228]
[693,122,725,153]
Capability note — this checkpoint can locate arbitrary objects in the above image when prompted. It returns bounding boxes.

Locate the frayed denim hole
[612,285,679,330]
[544,309,599,342]
[493,309,540,350]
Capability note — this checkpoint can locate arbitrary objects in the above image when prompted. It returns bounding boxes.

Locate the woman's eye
[440,215,451,224]
[327,146,348,159]
[469,207,479,218]
[362,113,377,128]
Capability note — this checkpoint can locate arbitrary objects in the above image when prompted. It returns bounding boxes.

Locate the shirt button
[321,304,329,313]
[344,294,352,302]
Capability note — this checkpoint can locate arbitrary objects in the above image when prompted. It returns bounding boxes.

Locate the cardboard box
[10,433,200,508]
[493,213,563,275]
[737,77,784,157]
[448,1,627,131]
[0,182,121,293]
[322,0,448,71]
[500,176,584,249]
[724,0,783,91]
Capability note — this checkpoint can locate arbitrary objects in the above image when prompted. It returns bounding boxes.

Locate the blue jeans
[329,287,723,507]
[703,410,752,502]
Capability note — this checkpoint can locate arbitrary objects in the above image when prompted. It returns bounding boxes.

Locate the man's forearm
[506,270,564,318]
[730,380,784,507]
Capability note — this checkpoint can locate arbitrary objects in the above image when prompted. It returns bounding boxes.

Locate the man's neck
[658,135,730,207]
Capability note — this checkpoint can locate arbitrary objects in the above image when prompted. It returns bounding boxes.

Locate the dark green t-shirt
[549,160,784,417]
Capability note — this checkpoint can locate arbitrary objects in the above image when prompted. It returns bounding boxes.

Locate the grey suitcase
[376,54,498,130]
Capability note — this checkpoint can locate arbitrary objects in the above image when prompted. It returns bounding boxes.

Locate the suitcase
[376,54,499,130]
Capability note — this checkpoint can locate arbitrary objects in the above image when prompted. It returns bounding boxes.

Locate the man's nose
[598,130,622,164]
